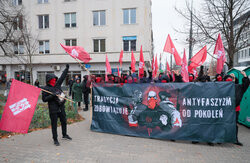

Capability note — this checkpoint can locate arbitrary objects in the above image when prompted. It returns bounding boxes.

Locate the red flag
[214,34,226,74]
[60,43,92,63]
[131,51,136,73]
[181,49,189,82]
[117,66,121,77]
[163,34,182,65]
[153,55,158,78]
[119,50,123,67]
[139,46,145,79]
[0,79,41,133]
[190,46,207,68]
[166,61,171,73]
[105,54,111,82]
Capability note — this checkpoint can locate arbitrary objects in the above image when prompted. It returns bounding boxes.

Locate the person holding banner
[224,71,249,146]
[42,64,72,146]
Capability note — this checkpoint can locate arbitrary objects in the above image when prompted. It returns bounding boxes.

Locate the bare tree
[0,1,38,84]
[176,0,250,69]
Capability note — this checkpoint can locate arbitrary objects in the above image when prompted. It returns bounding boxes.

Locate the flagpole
[40,88,75,103]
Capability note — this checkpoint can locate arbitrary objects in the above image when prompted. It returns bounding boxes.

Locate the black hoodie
[42,66,69,114]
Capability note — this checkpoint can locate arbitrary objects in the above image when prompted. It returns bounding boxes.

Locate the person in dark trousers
[42,64,72,146]
[34,79,40,87]
[68,77,74,96]
[82,75,91,111]
[224,71,249,146]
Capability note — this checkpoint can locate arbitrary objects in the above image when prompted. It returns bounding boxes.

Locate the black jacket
[42,66,69,114]
[235,77,249,107]
[82,75,90,94]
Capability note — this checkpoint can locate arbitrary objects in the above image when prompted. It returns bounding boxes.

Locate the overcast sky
[152,0,206,63]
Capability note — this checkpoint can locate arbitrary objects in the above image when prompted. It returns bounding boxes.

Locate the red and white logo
[71,49,79,58]
[9,98,31,116]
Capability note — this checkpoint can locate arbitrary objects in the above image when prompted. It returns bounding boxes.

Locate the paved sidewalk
[0,110,250,163]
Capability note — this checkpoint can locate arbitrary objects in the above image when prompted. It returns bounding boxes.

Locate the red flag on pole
[139,46,145,79]
[60,43,92,63]
[189,46,207,68]
[153,54,158,78]
[119,50,123,67]
[105,54,111,82]
[214,34,226,74]
[0,79,41,133]
[163,34,182,65]
[181,49,189,82]
[131,51,136,74]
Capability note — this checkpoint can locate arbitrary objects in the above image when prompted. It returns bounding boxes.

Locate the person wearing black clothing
[224,71,249,146]
[68,77,74,96]
[82,75,91,111]
[34,79,40,87]
[42,64,72,146]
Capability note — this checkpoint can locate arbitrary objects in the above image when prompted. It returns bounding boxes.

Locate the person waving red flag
[163,34,182,65]
[60,43,92,63]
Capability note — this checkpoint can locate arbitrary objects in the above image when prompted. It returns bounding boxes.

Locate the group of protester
[29,63,249,146]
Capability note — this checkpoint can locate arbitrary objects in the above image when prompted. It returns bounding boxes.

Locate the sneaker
[63,135,72,140]
[54,140,60,146]
[235,141,243,146]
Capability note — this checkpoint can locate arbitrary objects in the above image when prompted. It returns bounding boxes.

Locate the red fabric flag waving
[153,55,158,78]
[117,66,121,77]
[152,55,155,71]
[131,51,136,73]
[139,46,145,78]
[189,46,207,68]
[214,34,226,74]
[0,79,41,133]
[181,49,189,82]
[60,43,92,63]
[163,34,182,65]
[119,50,123,67]
[105,54,112,82]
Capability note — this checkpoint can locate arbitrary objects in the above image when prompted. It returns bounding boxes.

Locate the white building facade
[0,0,153,86]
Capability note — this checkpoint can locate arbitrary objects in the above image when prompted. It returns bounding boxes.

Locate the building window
[64,0,76,2]
[13,16,23,30]
[93,39,105,52]
[38,15,49,29]
[123,8,136,24]
[123,36,136,51]
[65,39,77,46]
[38,0,48,4]
[14,42,24,54]
[37,71,54,86]
[93,10,106,26]
[12,0,22,6]
[64,13,76,28]
[39,40,50,54]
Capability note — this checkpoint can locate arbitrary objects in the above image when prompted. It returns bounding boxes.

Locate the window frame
[123,36,137,51]
[93,10,106,26]
[123,8,136,24]
[39,40,50,54]
[12,0,22,6]
[38,15,49,29]
[14,41,24,55]
[38,0,48,4]
[65,39,77,46]
[64,12,77,28]
[93,39,106,52]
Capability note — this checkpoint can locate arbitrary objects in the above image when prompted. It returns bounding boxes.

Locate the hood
[46,73,58,85]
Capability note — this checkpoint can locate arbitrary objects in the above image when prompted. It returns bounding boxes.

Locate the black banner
[91,82,236,143]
